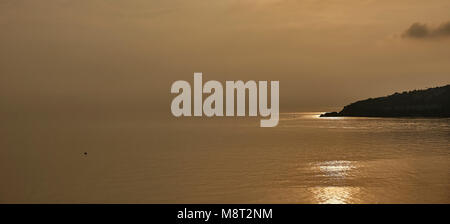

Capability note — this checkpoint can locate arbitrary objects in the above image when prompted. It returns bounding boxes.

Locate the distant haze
[1,0,450,120]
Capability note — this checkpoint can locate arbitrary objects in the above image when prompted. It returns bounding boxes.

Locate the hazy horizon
[1,0,450,118]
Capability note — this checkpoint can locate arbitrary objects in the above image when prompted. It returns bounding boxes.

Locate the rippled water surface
[1,113,449,203]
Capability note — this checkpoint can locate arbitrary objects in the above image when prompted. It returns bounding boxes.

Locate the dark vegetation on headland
[320,84,450,117]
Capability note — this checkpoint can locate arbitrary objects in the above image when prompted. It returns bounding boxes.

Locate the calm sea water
[1,112,449,203]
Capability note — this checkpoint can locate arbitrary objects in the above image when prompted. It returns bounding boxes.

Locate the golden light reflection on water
[316,161,355,177]
[319,116,345,120]
[310,186,361,204]
[309,160,359,204]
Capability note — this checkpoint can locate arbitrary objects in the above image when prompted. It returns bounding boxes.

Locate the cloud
[402,21,450,39]
[434,22,450,36]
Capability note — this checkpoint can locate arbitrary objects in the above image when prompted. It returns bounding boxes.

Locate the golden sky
[1,0,450,116]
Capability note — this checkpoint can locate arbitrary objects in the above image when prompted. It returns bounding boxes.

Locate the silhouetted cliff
[320,85,450,117]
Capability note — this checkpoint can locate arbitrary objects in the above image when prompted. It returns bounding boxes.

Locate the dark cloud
[403,23,429,38]
[434,22,450,36]
[402,21,450,39]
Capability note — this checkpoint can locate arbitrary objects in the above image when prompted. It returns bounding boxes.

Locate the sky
[1,0,450,119]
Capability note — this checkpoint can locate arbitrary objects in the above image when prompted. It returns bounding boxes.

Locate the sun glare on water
[309,161,360,204]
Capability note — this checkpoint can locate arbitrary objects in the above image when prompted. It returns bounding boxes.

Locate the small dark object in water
[84,152,88,155]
